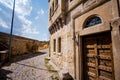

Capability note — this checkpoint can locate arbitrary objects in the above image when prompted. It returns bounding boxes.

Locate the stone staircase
[0,42,9,67]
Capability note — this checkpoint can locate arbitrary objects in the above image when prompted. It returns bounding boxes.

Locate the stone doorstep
[49,60,64,80]
[45,56,51,60]
[0,50,8,53]
[48,60,74,80]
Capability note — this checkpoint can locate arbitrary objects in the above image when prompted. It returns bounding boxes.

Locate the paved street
[0,48,58,80]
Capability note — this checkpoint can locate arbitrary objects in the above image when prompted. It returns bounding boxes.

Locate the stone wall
[0,32,49,57]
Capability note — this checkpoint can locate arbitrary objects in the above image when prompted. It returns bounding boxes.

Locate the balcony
[48,0,66,28]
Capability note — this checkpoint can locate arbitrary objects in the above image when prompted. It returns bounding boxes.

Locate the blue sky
[0,0,49,41]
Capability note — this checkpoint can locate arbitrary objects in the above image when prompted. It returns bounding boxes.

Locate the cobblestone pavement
[0,48,57,80]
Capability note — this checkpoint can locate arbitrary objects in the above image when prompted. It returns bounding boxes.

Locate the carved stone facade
[48,0,120,80]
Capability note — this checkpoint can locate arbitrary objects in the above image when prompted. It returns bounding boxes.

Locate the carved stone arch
[49,27,52,34]
[52,26,54,34]
[53,24,57,33]
[58,19,61,28]
[52,25,55,33]
[56,21,60,30]
[51,26,53,34]
[54,24,57,32]
[59,18,63,28]
[55,22,58,31]
[83,14,102,28]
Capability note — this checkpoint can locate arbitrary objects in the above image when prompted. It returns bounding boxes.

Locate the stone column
[111,18,120,80]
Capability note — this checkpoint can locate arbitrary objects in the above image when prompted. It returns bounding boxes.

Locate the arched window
[84,16,102,28]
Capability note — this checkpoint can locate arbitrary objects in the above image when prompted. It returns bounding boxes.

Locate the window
[58,37,61,52]
[53,39,56,52]
[84,16,102,28]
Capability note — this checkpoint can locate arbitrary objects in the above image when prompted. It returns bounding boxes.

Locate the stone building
[48,0,120,80]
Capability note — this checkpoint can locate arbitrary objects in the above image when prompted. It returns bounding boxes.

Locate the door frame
[78,31,115,80]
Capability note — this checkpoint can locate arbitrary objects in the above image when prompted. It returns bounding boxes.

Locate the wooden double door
[83,32,114,80]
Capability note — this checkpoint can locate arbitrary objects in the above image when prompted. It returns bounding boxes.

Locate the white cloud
[35,8,45,20]
[14,0,36,36]
[0,0,32,16]
[0,0,13,9]
[0,19,9,29]
[42,33,49,41]
[15,0,32,16]
[38,8,45,15]
[0,0,41,41]
[0,9,11,20]
[14,33,19,36]
[0,0,39,36]
[35,16,39,20]
[18,15,40,35]
[21,26,40,35]
[18,15,32,27]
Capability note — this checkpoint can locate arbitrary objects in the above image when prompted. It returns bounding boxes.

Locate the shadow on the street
[4,51,47,66]
[12,51,47,63]
[15,62,48,71]
[0,69,13,80]
[0,50,48,80]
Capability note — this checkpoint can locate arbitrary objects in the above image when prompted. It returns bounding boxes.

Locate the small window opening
[85,16,102,28]
[58,37,61,53]
[53,39,56,52]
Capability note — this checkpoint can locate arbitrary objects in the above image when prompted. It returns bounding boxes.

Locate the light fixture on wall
[75,35,79,46]
[72,32,79,46]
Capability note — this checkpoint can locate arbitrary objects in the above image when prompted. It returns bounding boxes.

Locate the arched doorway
[82,15,114,80]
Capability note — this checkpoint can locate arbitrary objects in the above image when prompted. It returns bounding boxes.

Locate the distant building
[48,0,120,80]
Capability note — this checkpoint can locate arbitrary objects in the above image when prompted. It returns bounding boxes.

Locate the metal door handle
[93,55,100,59]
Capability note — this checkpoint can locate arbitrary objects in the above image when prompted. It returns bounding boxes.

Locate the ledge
[0,50,8,54]
[53,52,56,55]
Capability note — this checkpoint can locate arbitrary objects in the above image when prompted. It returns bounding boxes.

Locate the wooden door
[83,32,114,80]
